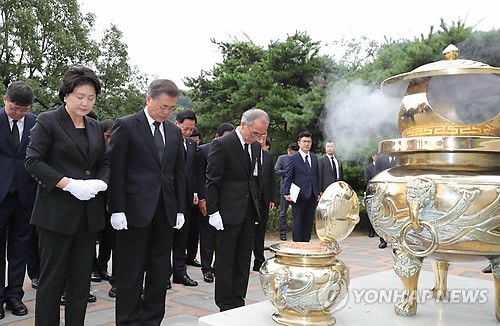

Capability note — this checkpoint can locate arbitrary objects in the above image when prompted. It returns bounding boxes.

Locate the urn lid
[315,181,360,242]
[381,44,500,98]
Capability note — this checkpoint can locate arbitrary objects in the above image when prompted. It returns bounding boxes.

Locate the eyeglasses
[248,126,267,140]
[159,104,176,112]
[7,101,31,113]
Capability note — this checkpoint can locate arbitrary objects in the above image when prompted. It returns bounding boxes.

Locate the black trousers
[35,217,96,326]
[252,203,269,269]
[278,194,290,238]
[186,205,201,261]
[291,195,317,242]
[199,213,216,274]
[0,192,33,303]
[115,198,174,325]
[170,206,191,279]
[215,206,256,312]
[94,213,115,274]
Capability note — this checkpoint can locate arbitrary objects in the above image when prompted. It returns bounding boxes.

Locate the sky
[78,0,500,89]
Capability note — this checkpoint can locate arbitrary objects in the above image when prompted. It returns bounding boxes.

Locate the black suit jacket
[184,137,199,211]
[283,151,320,200]
[25,105,109,234]
[108,109,186,228]
[206,131,261,225]
[0,108,37,207]
[196,143,211,202]
[318,155,343,192]
[261,150,275,206]
[363,163,377,186]
[274,154,288,195]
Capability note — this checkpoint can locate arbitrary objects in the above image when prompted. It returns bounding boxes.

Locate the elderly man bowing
[206,108,269,312]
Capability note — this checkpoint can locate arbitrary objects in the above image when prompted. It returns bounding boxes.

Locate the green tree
[0,0,99,110]
[0,0,149,118]
[94,24,147,119]
[185,32,329,154]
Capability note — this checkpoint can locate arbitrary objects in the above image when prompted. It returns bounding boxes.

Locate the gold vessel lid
[381,44,500,98]
[315,181,360,242]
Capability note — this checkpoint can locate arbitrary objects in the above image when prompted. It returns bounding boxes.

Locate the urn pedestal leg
[392,244,424,317]
[431,261,450,300]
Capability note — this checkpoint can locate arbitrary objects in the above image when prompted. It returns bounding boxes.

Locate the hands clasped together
[62,178,107,201]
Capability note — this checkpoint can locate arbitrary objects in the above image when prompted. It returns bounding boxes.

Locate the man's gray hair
[241,108,269,126]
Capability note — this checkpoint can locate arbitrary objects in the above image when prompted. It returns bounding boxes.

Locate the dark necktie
[331,156,337,180]
[244,143,251,159]
[153,121,164,160]
[305,154,311,170]
[12,120,20,149]
[9,120,19,193]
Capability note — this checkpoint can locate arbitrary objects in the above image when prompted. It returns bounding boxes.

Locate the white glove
[63,178,98,201]
[209,212,224,230]
[85,179,108,192]
[111,212,128,230]
[174,213,185,229]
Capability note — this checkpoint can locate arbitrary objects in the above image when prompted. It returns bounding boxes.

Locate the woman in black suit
[25,66,109,325]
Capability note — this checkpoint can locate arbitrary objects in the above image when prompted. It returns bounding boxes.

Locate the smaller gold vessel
[260,181,360,325]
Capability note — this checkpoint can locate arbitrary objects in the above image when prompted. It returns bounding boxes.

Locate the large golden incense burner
[365,44,500,319]
[260,181,360,325]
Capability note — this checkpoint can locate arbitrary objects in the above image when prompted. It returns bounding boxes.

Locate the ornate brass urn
[365,45,500,319]
[260,181,360,325]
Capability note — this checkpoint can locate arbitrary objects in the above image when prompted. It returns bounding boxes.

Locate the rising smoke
[321,80,401,163]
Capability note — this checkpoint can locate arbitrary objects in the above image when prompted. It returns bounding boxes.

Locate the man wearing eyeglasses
[283,131,320,242]
[206,108,269,311]
[108,79,186,325]
[0,81,37,319]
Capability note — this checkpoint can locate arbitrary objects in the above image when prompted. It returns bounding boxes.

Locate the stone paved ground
[2,231,493,325]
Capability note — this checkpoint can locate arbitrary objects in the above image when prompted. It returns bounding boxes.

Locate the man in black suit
[283,131,320,242]
[206,108,269,311]
[373,153,396,249]
[168,109,199,288]
[185,127,203,268]
[197,123,235,284]
[108,79,186,325]
[318,140,343,192]
[363,152,378,238]
[274,143,298,240]
[252,136,274,271]
[0,81,36,319]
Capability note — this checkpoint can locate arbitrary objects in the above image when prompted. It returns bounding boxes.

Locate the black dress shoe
[252,265,262,272]
[203,271,214,283]
[108,286,116,298]
[166,279,172,290]
[99,271,112,281]
[280,235,286,241]
[482,265,493,273]
[5,298,28,316]
[0,304,5,319]
[91,271,102,282]
[31,278,39,289]
[186,258,202,267]
[368,231,375,237]
[378,240,387,249]
[88,294,97,303]
[173,275,198,286]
